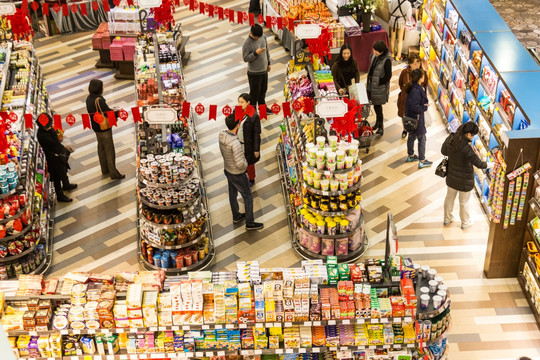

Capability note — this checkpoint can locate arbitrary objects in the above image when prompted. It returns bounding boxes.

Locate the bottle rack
[133,31,214,275]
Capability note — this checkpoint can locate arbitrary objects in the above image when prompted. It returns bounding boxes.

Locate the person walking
[366,40,393,135]
[36,113,77,203]
[441,122,487,229]
[242,24,271,110]
[398,53,428,138]
[331,44,360,96]
[219,114,264,231]
[404,69,432,168]
[85,79,125,180]
[236,93,261,186]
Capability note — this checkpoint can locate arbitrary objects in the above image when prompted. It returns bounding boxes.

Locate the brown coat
[397,66,429,117]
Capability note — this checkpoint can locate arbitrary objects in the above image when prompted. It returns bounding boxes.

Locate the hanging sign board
[144,108,177,124]
[0,3,16,16]
[315,100,348,118]
[138,0,162,9]
[295,24,321,39]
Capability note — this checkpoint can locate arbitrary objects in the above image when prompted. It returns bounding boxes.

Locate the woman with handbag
[441,122,487,229]
[235,93,261,187]
[36,113,77,203]
[85,79,125,180]
[404,69,432,168]
[331,44,360,96]
[397,53,428,138]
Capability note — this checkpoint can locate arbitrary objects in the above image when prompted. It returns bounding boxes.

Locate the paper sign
[144,107,177,124]
[295,23,321,39]
[0,3,16,15]
[138,0,162,8]
[316,100,348,118]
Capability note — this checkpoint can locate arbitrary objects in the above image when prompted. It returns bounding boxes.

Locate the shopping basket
[357,119,373,153]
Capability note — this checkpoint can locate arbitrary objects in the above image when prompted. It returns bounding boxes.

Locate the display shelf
[426,321,451,345]
[530,197,540,218]
[138,242,214,275]
[139,193,199,210]
[522,248,540,287]
[304,204,361,217]
[1,242,37,262]
[297,214,364,239]
[291,231,368,263]
[0,186,21,201]
[416,275,452,320]
[301,178,362,197]
[0,222,32,242]
[0,201,31,226]
[304,163,358,176]
[517,274,540,327]
[139,209,207,229]
[142,228,207,251]
[138,169,195,188]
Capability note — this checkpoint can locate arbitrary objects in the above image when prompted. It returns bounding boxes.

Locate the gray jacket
[367,52,393,105]
[219,130,248,175]
[242,35,270,74]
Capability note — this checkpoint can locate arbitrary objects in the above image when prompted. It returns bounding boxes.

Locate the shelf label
[202,325,210,330]
[186,353,194,358]
[139,356,148,359]
[342,319,350,325]
[239,324,247,329]
[73,329,81,334]
[130,355,138,359]
[87,329,96,334]
[182,326,190,330]
[150,327,158,332]
[369,345,376,349]
[312,347,320,353]
[284,322,292,327]
[381,318,389,323]
[172,326,180,331]
[107,356,115,360]
[330,347,338,351]
[315,100,348,118]
[357,318,365,324]
[102,329,110,334]
[93,356,102,360]
[394,317,402,323]
[61,330,69,335]
[371,318,379,323]
[313,321,321,326]
[286,349,294,354]
[226,324,234,329]
[144,107,177,124]
[299,348,306,353]
[29,331,38,336]
[295,24,322,39]
[0,3,16,15]
[328,320,336,325]
[217,351,225,356]
[256,323,264,328]
[120,355,128,360]
[303,321,312,326]
[395,344,401,349]
[404,317,413,323]
[276,349,284,354]
[337,350,352,359]
[384,344,390,349]
[195,352,204,357]
[138,0,162,8]
[254,350,263,355]
[215,325,223,329]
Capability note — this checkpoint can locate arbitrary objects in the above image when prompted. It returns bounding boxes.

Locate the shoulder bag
[56,147,70,164]
[435,157,448,177]
[402,114,419,132]
[95,97,110,131]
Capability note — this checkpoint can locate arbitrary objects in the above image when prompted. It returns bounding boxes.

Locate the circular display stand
[291,232,369,263]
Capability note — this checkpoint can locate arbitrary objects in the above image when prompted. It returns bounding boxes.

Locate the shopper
[248,0,261,15]
[219,115,264,231]
[242,24,271,111]
[398,53,428,138]
[331,44,360,96]
[404,69,432,168]
[85,79,125,180]
[36,113,77,203]
[389,0,412,61]
[366,40,393,135]
[236,93,261,187]
[441,122,487,229]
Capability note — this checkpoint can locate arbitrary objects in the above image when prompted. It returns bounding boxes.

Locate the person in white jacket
[219,115,264,230]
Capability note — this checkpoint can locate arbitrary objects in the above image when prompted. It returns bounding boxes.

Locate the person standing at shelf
[36,113,77,203]
[219,115,264,231]
[331,44,360,96]
[235,93,261,187]
[441,122,488,230]
[85,79,125,181]
[366,41,393,136]
[389,0,413,61]
[397,53,428,138]
[404,69,432,169]
[242,24,272,112]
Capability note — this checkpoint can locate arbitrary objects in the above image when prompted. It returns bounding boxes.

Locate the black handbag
[435,157,448,177]
[402,115,419,133]
[56,147,70,164]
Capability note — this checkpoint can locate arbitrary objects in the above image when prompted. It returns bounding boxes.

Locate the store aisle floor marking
[50,73,116,99]
[254,240,293,264]
[41,49,94,68]
[67,242,138,273]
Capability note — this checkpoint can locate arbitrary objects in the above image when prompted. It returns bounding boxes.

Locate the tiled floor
[32,1,540,359]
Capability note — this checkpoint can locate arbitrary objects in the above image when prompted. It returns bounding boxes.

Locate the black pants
[374,105,384,129]
[248,0,261,14]
[248,72,268,107]
[95,129,122,178]
[52,168,69,198]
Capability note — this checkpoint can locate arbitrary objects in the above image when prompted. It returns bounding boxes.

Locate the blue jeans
[224,170,254,224]
[407,132,426,161]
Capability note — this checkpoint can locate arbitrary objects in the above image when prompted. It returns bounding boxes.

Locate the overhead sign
[0,3,16,16]
[315,100,348,118]
[144,108,177,124]
[295,24,321,39]
[138,0,162,9]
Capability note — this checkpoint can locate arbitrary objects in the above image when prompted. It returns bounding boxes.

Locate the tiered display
[134,31,214,274]
[0,41,55,279]
[1,255,450,359]
[279,60,367,262]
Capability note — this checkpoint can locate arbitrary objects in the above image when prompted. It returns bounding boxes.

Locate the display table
[345,29,390,72]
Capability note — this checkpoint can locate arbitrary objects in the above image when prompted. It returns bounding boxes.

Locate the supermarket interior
[0,0,540,359]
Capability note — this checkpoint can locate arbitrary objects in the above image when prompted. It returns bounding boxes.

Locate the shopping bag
[435,157,448,178]
[425,106,432,127]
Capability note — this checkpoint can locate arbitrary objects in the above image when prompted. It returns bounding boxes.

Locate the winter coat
[397,66,428,117]
[331,60,360,94]
[85,93,117,133]
[219,130,248,175]
[37,127,69,181]
[441,134,487,192]
[242,35,270,75]
[242,113,261,165]
[405,83,428,135]
[366,50,393,105]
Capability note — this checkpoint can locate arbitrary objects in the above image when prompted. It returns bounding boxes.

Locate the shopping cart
[357,119,373,153]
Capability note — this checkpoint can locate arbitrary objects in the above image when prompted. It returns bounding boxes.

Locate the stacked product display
[1,256,450,359]
[279,60,367,262]
[0,41,55,279]
[134,31,214,274]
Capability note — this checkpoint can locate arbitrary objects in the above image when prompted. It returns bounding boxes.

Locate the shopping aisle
[33,1,540,358]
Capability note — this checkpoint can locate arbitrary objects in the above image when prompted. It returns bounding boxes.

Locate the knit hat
[373,40,388,53]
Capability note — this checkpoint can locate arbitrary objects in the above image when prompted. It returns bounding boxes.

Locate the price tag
[158,327,166,331]
[130,355,139,359]
[313,321,321,326]
[256,323,264,328]
[342,319,350,325]
[276,349,284,354]
[139,355,148,359]
[205,352,214,357]
[304,321,312,326]
[196,352,204,357]
[61,329,69,335]
[394,344,401,349]
[93,356,102,360]
[87,329,96,334]
[273,323,281,328]
[186,353,194,358]
[242,350,253,355]
[358,346,366,350]
[108,356,115,360]
[381,318,389,323]
[266,323,272,328]
[182,326,190,330]
[255,350,262,355]
[369,345,376,349]
[371,318,379,323]
[151,355,162,359]
[29,331,38,336]
[72,357,79,360]
[328,320,336,325]
[239,324,247,329]
[177,354,186,359]
[217,351,225,356]
[120,355,128,360]
[404,317,412,323]
[286,349,293,354]
[330,347,338,351]
[215,325,223,329]
[313,347,320,353]
[48,358,56,360]
[284,322,292,327]
[407,344,415,348]
[226,324,234,329]
[394,317,402,323]
[73,329,81,334]
[337,350,352,359]
[202,325,210,330]
[383,344,390,349]
[150,327,158,331]
[102,329,110,334]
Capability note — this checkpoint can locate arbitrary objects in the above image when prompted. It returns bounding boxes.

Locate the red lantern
[271,103,281,114]
[65,114,76,126]
[194,103,205,115]
[52,3,60,12]
[38,114,49,126]
[93,112,103,123]
[118,109,129,120]
[246,105,256,117]
[8,112,17,122]
[222,105,232,116]
[71,4,78,13]
[292,100,303,112]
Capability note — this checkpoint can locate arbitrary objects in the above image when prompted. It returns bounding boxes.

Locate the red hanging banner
[292,99,303,112]
[277,17,283,30]
[237,10,243,24]
[118,109,129,121]
[189,0,195,11]
[91,1,99,11]
[31,1,39,12]
[62,4,69,16]
[235,106,243,121]
[228,8,234,23]
[199,1,205,14]
[249,13,255,26]
[282,101,291,117]
[265,16,271,28]
[107,111,117,127]
[42,3,49,15]
[194,103,205,115]
[208,105,217,121]
[113,0,120,6]
[24,114,33,129]
[71,4,78,13]
[208,4,214,17]
[128,0,135,5]
[303,98,313,114]
[182,102,191,118]
[131,107,142,123]
[102,0,110,12]
[53,114,63,130]
[246,105,256,117]
[258,105,267,120]
[52,3,60,13]
[80,3,87,15]
[288,18,294,31]
[257,14,263,24]
[217,6,224,20]
[65,114,76,126]
[82,114,91,129]
[222,105,232,116]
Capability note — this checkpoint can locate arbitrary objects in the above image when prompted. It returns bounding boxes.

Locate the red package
[8,240,23,255]
[0,225,6,238]
[0,244,7,258]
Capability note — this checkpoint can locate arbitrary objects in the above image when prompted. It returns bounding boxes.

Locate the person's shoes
[63,183,78,191]
[246,222,264,230]
[233,213,246,224]
[401,130,408,138]
[57,194,73,202]
[265,107,274,115]
[443,216,454,226]
[461,221,473,230]
[372,123,379,131]
[111,174,126,180]
[376,128,384,135]
[249,179,255,187]
[406,155,420,162]
[418,160,433,168]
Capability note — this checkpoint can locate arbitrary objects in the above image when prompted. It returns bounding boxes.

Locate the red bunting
[246,105,255,117]
[194,103,205,115]
[237,11,243,24]
[208,4,214,17]
[282,102,291,117]
[52,3,60,13]
[65,114,76,126]
[113,0,120,6]
[91,1,98,11]
[183,0,188,5]
[107,111,117,127]
[271,103,281,115]
[228,8,234,23]
[62,4,69,16]
[71,4,78,13]
[218,6,224,20]
[266,16,271,27]
[249,13,255,26]
[118,109,129,120]
[24,114,33,129]
[189,0,195,11]
[82,114,91,129]
[199,1,205,14]
[38,114,49,126]
[209,105,217,121]
[131,107,142,123]
[288,18,294,30]
[93,112,103,124]
[277,17,283,30]
[128,0,134,5]
[53,115,62,130]
[102,0,110,12]
[259,105,267,120]
[80,3,87,15]
[222,105,232,116]
[235,106,243,121]
[257,14,263,24]
[31,1,39,11]
[182,101,191,118]
[42,3,49,15]
[292,99,303,112]
[8,112,17,122]
[303,98,313,114]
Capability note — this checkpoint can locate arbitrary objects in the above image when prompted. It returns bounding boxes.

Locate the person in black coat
[441,122,487,229]
[36,113,77,203]
[404,69,432,168]
[236,93,261,187]
[85,79,125,180]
